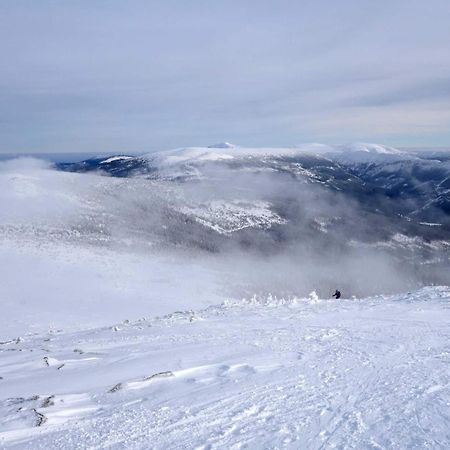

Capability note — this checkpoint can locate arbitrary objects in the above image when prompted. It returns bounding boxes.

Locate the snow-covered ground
[0,239,229,340]
[180,200,286,234]
[1,287,449,449]
[1,155,449,448]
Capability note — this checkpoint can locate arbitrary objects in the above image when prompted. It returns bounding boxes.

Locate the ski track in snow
[0,287,449,449]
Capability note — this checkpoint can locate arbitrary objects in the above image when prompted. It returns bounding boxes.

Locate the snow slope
[338,142,404,155]
[1,287,449,449]
[0,156,449,448]
[328,142,416,165]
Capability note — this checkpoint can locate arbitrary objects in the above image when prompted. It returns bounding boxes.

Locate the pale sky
[1,0,450,153]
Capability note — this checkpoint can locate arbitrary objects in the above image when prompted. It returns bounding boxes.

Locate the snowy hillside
[58,143,449,222]
[1,287,449,448]
[0,147,449,448]
[330,142,416,165]
[55,143,450,286]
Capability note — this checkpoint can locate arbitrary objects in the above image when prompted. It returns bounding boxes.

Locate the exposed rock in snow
[143,371,174,381]
[32,409,47,427]
[108,383,123,393]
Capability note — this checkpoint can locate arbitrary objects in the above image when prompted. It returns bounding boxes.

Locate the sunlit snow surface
[0,287,449,449]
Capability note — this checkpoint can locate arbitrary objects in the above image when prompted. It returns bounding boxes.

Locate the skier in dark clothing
[332,290,341,299]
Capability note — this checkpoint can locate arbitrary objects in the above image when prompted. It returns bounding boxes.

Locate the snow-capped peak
[138,142,417,171]
[338,142,404,155]
[331,142,416,164]
[207,142,236,149]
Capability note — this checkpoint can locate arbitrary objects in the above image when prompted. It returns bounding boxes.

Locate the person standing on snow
[332,289,341,299]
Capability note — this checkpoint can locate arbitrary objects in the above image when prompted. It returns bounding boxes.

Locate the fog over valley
[1,143,449,337]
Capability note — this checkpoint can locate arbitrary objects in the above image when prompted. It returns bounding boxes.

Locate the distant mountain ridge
[57,142,450,222]
[1,142,447,290]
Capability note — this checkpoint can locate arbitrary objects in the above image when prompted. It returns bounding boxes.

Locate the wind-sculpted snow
[0,287,449,448]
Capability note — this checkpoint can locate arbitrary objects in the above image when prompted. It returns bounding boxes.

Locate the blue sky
[1,0,449,153]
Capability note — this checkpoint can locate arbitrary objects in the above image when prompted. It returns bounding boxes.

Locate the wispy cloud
[1,0,449,152]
